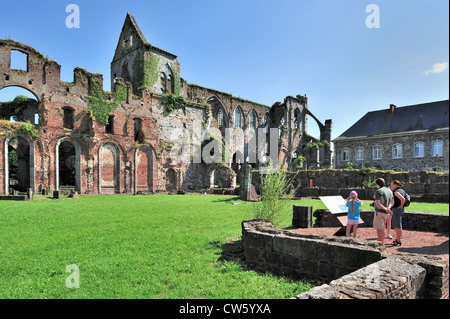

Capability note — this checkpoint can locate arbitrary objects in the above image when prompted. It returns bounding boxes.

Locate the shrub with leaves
[252,162,299,228]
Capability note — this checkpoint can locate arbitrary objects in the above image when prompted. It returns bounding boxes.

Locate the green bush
[252,163,298,227]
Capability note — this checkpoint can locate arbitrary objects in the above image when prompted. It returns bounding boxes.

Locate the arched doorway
[58,141,76,190]
[4,136,35,193]
[99,143,120,194]
[55,138,81,192]
[135,146,156,193]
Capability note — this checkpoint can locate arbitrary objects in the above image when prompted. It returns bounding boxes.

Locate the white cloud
[424,62,449,75]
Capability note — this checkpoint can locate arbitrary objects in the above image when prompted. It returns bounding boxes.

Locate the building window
[217,109,224,130]
[373,145,382,160]
[355,147,364,161]
[249,110,257,131]
[278,116,285,138]
[63,107,75,130]
[415,142,424,158]
[106,115,114,134]
[263,114,270,134]
[160,72,166,93]
[293,108,300,129]
[392,143,402,159]
[341,148,350,161]
[432,141,443,157]
[234,107,242,128]
[11,50,28,71]
[134,118,144,143]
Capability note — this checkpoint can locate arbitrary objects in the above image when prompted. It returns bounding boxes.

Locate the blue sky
[0,0,448,139]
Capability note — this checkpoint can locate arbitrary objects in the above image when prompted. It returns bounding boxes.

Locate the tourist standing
[390,180,406,246]
[373,178,394,245]
[346,191,362,238]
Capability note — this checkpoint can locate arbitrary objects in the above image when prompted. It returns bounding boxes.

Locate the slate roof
[333,100,449,142]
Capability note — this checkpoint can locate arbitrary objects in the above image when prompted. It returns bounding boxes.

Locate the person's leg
[352,224,358,238]
[395,228,402,243]
[374,213,387,245]
[391,208,403,245]
[346,223,352,237]
[377,229,385,244]
[386,215,392,239]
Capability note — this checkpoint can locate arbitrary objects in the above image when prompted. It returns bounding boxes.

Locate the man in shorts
[373,178,394,245]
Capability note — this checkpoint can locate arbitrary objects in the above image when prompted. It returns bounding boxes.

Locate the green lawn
[0,194,319,299]
[1,195,447,299]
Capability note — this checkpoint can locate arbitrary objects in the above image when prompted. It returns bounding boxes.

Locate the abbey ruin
[0,13,332,195]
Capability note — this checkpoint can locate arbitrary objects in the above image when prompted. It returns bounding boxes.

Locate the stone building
[0,13,331,195]
[333,100,449,171]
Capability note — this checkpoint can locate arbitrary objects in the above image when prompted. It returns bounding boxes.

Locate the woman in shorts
[390,180,406,246]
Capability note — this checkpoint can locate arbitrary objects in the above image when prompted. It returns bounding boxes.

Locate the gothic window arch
[263,114,270,134]
[249,110,258,131]
[293,108,300,129]
[160,64,174,94]
[234,106,243,128]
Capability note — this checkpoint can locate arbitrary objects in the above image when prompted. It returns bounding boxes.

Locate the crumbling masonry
[0,13,331,195]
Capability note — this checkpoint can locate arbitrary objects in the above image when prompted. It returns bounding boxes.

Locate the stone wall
[297,254,449,299]
[242,220,387,282]
[314,209,449,233]
[251,169,449,202]
[242,220,449,299]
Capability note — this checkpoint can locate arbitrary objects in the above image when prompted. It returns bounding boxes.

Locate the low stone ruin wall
[251,169,449,202]
[242,220,387,283]
[314,209,449,233]
[242,220,449,299]
[297,254,449,299]
[295,186,449,202]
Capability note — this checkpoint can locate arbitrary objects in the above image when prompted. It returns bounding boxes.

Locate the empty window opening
[63,107,75,129]
[249,111,258,130]
[160,72,167,93]
[10,50,28,71]
[294,108,300,129]
[106,115,115,134]
[234,107,242,128]
[134,118,144,143]
[217,109,224,130]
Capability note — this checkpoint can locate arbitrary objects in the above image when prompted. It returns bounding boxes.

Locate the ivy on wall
[172,69,181,96]
[161,94,185,113]
[0,120,39,139]
[85,76,128,125]
[134,49,160,92]
[303,140,330,153]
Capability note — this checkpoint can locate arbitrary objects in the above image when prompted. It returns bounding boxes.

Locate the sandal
[392,240,402,246]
